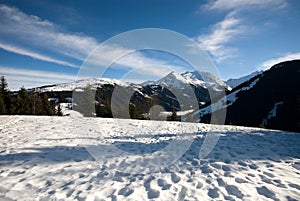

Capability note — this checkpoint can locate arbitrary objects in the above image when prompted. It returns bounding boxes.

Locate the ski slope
[0,115,299,201]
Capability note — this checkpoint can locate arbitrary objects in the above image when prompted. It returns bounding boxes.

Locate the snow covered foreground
[0,116,300,201]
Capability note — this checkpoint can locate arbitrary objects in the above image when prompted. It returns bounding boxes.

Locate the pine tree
[129,103,139,119]
[170,110,177,121]
[42,94,54,115]
[0,76,7,93]
[16,87,32,115]
[31,92,44,115]
[0,93,6,114]
[0,76,8,114]
[56,104,63,116]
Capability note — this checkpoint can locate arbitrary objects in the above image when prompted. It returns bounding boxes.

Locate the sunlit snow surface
[0,114,299,200]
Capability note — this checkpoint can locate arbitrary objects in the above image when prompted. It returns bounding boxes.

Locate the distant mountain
[226,71,263,89]
[35,60,300,132]
[157,71,229,91]
[199,60,300,132]
[36,70,229,119]
[181,71,229,90]
[37,78,131,92]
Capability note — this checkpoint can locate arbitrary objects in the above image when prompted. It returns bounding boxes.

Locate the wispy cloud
[0,4,98,60]
[0,66,76,90]
[258,53,300,70]
[0,4,188,79]
[197,0,288,63]
[83,44,189,80]
[0,42,79,68]
[196,12,244,62]
[203,0,287,11]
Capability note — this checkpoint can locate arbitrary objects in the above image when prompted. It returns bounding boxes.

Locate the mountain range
[36,60,300,132]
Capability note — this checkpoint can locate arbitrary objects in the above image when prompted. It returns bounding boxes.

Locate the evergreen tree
[31,92,44,115]
[16,87,32,115]
[42,94,54,115]
[56,104,63,116]
[0,76,7,93]
[129,103,139,119]
[0,77,58,116]
[0,93,6,114]
[170,110,177,121]
[0,76,8,114]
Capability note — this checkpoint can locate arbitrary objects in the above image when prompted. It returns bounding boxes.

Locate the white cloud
[258,53,300,70]
[113,51,187,77]
[0,4,189,78]
[204,0,287,11]
[197,0,287,63]
[83,44,188,80]
[0,4,98,60]
[0,66,76,90]
[0,42,79,68]
[196,13,244,62]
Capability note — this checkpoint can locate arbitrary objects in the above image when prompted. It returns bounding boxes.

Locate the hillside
[225,60,300,132]
[200,60,300,132]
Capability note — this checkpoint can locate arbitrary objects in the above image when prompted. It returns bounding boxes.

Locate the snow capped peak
[149,70,230,91]
[167,71,187,82]
[181,70,230,90]
[157,71,189,89]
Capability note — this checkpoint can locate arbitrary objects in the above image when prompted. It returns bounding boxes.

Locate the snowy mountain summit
[181,71,229,90]
[157,70,229,91]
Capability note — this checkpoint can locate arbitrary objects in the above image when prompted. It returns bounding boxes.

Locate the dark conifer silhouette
[0,76,57,116]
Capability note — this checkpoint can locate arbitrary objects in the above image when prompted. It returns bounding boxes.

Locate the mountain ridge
[29,59,300,132]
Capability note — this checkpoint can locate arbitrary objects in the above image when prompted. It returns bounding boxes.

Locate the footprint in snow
[217,178,226,186]
[256,186,278,200]
[147,189,160,199]
[207,188,219,199]
[288,183,300,190]
[225,185,243,199]
[8,170,25,176]
[118,186,134,197]
[143,176,160,199]
[157,179,171,190]
[235,177,247,183]
[171,172,181,183]
[195,181,203,189]
[178,186,187,201]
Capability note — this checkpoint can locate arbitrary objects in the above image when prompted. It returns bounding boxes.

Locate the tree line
[0,76,62,116]
[73,86,178,121]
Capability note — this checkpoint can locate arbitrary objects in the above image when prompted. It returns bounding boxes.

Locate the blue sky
[0,0,299,90]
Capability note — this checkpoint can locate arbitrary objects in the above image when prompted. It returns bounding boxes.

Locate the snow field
[0,115,299,201]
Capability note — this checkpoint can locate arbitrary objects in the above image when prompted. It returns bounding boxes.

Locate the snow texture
[0,111,299,201]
